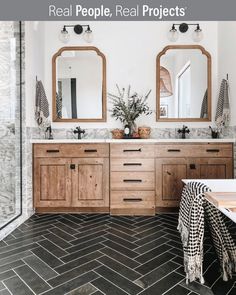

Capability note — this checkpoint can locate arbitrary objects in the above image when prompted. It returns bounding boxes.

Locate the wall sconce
[59,24,93,44]
[168,23,203,43]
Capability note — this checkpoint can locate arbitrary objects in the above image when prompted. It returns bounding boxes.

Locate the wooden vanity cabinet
[155,143,233,208]
[33,144,109,213]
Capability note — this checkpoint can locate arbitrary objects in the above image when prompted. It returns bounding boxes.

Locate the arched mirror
[156,45,211,122]
[52,46,106,122]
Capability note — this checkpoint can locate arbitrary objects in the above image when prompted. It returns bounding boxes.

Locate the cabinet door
[34,158,72,208]
[72,158,109,208]
[156,158,188,207]
[198,158,233,179]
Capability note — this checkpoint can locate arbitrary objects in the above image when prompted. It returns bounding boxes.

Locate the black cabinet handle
[84,149,97,153]
[70,164,76,169]
[123,179,142,183]
[189,164,196,170]
[46,149,59,153]
[123,148,142,152]
[123,163,142,166]
[123,198,143,202]
[206,149,220,153]
[167,149,181,152]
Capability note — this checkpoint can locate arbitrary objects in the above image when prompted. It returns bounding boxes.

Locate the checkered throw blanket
[178,182,236,284]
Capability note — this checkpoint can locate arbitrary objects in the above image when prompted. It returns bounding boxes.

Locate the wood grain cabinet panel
[34,158,72,207]
[156,158,188,207]
[72,158,109,207]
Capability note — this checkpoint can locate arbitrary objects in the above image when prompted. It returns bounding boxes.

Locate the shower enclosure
[0,21,22,229]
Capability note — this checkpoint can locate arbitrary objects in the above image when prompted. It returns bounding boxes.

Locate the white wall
[218,22,236,126]
[25,21,218,130]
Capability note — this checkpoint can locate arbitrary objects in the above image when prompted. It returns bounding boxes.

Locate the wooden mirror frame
[52,46,107,122]
[156,45,212,122]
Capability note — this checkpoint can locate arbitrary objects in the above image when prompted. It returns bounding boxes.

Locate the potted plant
[108,85,152,137]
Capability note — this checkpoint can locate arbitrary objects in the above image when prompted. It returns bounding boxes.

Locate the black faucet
[73,126,85,139]
[45,125,53,140]
[177,125,190,139]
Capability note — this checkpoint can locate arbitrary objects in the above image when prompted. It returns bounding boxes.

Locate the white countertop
[30,138,235,144]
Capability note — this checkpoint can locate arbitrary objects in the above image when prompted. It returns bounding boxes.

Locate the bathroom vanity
[32,139,234,215]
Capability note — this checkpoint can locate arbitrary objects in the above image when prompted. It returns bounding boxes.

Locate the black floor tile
[3,276,34,295]
[180,279,214,295]
[65,282,97,295]
[70,230,107,246]
[14,264,51,294]
[135,261,180,288]
[135,251,176,275]
[66,237,106,254]
[135,236,169,254]
[55,251,103,274]
[100,247,140,269]
[102,240,138,259]
[43,232,72,249]
[95,265,142,295]
[0,250,32,267]
[38,239,68,257]
[165,284,191,295]
[48,260,101,287]
[49,228,75,242]
[43,271,98,295]
[139,271,184,295]
[31,246,63,268]
[98,255,141,281]
[23,255,58,280]
[135,243,172,264]
[92,277,128,295]
[0,260,25,274]
[0,213,235,295]
[61,244,105,263]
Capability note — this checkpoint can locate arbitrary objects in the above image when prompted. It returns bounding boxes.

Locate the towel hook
[226,73,229,81]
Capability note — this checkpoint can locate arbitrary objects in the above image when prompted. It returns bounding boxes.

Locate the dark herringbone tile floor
[0,214,235,295]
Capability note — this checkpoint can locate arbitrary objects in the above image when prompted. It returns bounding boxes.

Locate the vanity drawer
[156,143,233,158]
[111,172,155,190]
[110,144,155,158]
[34,144,109,158]
[110,191,155,215]
[110,158,155,172]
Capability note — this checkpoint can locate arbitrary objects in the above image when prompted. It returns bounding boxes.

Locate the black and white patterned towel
[178,182,236,284]
[35,80,50,127]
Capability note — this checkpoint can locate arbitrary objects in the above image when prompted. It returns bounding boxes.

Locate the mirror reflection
[157,46,211,121]
[53,47,106,122]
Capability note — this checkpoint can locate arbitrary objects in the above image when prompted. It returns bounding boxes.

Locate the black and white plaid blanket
[178,182,236,284]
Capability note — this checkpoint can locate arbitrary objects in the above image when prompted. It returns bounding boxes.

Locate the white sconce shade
[59,28,70,43]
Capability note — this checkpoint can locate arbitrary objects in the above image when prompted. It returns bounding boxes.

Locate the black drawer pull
[123,198,143,202]
[70,164,76,170]
[167,149,181,152]
[84,149,97,153]
[206,149,220,153]
[123,179,142,183]
[123,148,142,152]
[123,163,142,166]
[46,149,59,153]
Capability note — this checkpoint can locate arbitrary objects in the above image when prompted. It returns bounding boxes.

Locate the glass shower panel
[0,22,22,228]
